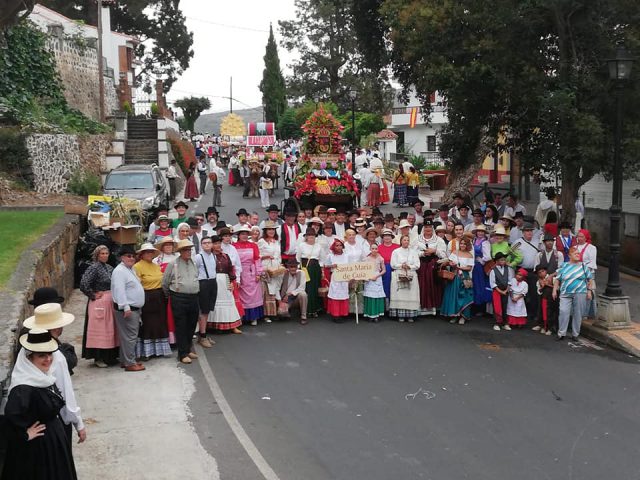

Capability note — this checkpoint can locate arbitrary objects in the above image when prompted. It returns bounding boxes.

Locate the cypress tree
[259,24,287,124]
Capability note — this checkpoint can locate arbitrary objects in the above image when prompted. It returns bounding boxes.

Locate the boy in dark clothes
[535,264,557,335]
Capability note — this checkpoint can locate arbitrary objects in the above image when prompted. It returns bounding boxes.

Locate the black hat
[558,221,572,230]
[384,213,395,222]
[236,208,249,216]
[174,201,189,209]
[266,204,280,212]
[186,217,199,227]
[472,208,483,216]
[119,245,136,256]
[543,232,555,242]
[493,252,507,261]
[424,209,433,216]
[28,287,64,307]
[206,206,219,216]
[514,211,524,219]
[522,222,535,231]
[438,204,449,212]
[423,220,434,227]
[214,220,227,230]
[414,199,425,206]
[210,235,222,244]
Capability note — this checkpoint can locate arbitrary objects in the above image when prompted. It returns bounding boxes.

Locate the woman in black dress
[3,328,77,480]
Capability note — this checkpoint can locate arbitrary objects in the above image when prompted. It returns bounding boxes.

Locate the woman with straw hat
[234,225,266,326]
[257,221,283,323]
[79,245,119,368]
[22,304,86,448]
[3,329,78,479]
[153,236,178,345]
[133,243,171,359]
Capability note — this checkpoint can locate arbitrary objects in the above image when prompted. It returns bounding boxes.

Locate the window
[426,135,437,152]
[105,172,154,190]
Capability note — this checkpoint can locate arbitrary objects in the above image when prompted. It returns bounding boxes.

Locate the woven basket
[318,287,329,298]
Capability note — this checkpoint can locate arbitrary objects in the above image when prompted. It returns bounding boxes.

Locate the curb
[582,319,640,358]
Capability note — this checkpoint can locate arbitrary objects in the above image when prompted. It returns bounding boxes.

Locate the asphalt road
[183,179,640,480]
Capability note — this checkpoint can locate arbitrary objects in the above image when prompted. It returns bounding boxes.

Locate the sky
[165,0,297,114]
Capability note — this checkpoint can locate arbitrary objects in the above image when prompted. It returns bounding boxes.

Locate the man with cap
[448,192,465,219]
[465,208,486,233]
[260,204,284,232]
[279,259,308,324]
[162,239,200,364]
[194,236,217,348]
[509,211,526,243]
[202,207,219,237]
[437,204,450,225]
[512,222,541,323]
[488,251,513,330]
[535,232,564,276]
[233,208,251,233]
[172,201,189,228]
[555,221,576,262]
[490,225,523,268]
[148,204,169,240]
[111,245,146,372]
[413,199,426,225]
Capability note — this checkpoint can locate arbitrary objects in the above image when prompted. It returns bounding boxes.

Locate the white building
[386,88,448,166]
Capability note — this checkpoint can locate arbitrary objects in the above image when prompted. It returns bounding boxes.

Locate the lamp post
[313,94,320,112]
[349,89,357,174]
[597,45,634,329]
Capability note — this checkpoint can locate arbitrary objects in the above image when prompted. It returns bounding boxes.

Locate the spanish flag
[409,107,418,128]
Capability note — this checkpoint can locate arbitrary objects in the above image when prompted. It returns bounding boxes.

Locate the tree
[0,0,35,32]
[277,107,302,139]
[294,101,339,128]
[40,0,194,92]
[259,24,287,124]
[279,0,392,114]
[373,0,640,218]
[174,96,211,133]
[336,112,385,145]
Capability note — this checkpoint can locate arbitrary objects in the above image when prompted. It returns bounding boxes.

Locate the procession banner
[246,135,276,146]
[332,261,376,282]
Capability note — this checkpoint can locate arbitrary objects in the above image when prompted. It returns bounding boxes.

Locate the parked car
[103,164,169,226]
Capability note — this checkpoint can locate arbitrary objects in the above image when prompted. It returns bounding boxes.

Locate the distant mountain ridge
[194,107,265,135]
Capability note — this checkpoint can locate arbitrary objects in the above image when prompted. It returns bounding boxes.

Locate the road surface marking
[196,345,282,480]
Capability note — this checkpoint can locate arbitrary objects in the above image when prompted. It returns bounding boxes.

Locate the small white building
[386,88,448,166]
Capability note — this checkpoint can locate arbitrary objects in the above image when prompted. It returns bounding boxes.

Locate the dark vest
[538,250,559,274]
[493,265,510,289]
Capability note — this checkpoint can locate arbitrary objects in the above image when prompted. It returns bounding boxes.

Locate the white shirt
[111,263,145,311]
[54,351,84,431]
[512,237,539,269]
[334,222,346,239]
[391,246,420,271]
[296,242,325,265]
[415,232,447,259]
[504,203,526,218]
[576,243,597,270]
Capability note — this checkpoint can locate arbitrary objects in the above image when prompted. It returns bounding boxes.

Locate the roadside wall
[25,133,113,193]
[0,212,81,395]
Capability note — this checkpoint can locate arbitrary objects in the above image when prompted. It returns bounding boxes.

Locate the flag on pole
[409,107,418,128]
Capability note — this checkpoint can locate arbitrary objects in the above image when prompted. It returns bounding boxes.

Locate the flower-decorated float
[285,106,358,212]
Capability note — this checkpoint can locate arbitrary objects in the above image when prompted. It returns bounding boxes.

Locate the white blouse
[257,238,281,268]
[344,241,365,263]
[576,243,597,270]
[390,247,420,271]
[448,253,475,270]
[296,242,325,265]
[415,233,447,259]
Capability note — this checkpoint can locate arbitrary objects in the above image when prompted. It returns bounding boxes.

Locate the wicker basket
[318,287,329,298]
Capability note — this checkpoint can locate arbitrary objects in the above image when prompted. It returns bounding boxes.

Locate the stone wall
[0,212,81,395]
[46,34,118,120]
[25,133,113,193]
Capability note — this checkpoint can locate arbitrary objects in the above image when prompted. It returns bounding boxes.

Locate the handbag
[437,267,456,281]
[277,299,290,316]
[483,259,496,275]
[301,258,311,282]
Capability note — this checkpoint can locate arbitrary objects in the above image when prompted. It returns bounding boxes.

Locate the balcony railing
[391,105,447,115]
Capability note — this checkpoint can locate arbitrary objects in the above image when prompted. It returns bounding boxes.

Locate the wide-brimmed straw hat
[154,236,177,250]
[234,225,251,234]
[175,239,194,251]
[491,225,507,236]
[398,219,411,229]
[381,228,395,237]
[136,243,160,258]
[262,220,279,230]
[23,303,74,330]
[19,328,59,353]
[472,224,487,233]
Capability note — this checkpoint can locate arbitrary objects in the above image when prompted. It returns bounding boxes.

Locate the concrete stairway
[125,118,158,164]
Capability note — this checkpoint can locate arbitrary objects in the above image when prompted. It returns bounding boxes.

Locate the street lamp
[313,94,320,111]
[349,89,357,174]
[598,44,634,329]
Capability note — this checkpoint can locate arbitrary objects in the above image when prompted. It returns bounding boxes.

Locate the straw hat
[136,243,159,258]
[262,220,279,230]
[23,303,74,330]
[19,328,59,353]
[154,236,177,250]
[398,219,411,229]
[435,224,446,232]
[233,225,251,234]
[491,225,507,236]
[365,227,378,236]
[381,228,395,237]
[175,239,194,251]
[309,216,324,225]
[471,224,487,233]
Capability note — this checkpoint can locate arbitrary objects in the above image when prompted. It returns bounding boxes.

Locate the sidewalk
[63,289,219,479]
[581,266,640,357]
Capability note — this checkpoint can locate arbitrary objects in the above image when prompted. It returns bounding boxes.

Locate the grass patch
[0,210,64,288]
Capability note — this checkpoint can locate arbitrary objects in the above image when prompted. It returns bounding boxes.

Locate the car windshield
[104,172,154,190]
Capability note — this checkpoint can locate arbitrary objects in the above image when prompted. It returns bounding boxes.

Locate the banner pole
[355,285,359,325]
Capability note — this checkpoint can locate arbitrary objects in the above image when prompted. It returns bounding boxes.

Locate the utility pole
[230,76,233,113]
[96,0,105,122]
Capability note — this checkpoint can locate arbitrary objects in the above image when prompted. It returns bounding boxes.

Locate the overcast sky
[165,0,297,114]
